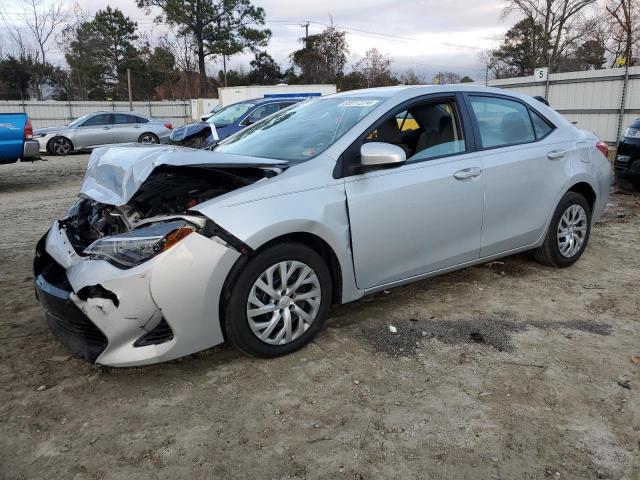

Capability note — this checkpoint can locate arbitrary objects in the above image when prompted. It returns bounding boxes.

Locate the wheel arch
[47,135,74,154]
[222,231,343,308]
[567,181,596,213]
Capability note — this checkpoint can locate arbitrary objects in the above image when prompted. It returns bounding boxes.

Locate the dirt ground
[0,154,639,480]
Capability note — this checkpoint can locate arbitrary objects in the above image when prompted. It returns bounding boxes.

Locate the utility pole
[127,68,133,111]
[302,21,309,40]
[223,55,228,87]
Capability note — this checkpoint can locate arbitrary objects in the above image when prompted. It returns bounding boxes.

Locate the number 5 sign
[534,67,548,81]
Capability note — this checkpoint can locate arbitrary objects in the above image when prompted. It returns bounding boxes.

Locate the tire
[222,242,332,357]
[534,191,591,268]
[48,136,73,156]
[138,132,159,144]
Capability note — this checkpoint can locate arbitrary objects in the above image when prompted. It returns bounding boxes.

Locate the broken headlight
[83,220,194,267]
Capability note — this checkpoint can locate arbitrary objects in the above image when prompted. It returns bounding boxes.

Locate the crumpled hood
[170,122,218,142]
[79,143,287,206]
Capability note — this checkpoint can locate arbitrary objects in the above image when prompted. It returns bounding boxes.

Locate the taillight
[596,141,609,158]
[24,118,33,140]
[164,122,173,130]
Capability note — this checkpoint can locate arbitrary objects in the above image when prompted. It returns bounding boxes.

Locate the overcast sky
[4,0,513,80]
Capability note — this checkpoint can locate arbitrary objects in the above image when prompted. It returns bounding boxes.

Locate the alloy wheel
[140,133,158,144]
[52,138,71,155]
[556,204,587,258]
[246,261,321,345]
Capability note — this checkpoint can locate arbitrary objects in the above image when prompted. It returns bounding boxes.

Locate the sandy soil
[0,154,639,480]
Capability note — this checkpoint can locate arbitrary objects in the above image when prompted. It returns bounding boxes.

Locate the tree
[490,17,547,77]
[605,0,638,67]
[291,26,348,84]
[0,0,68,99]
[503,0,598,70]
[398,69,424,85]
[352,48,393,88]
[433,71,463,84]
[136,0,270,96]
[0,55,34,99]
[64,7,140,100]
[460,75,475,83]
[573,39,606,69]
[248,51,282,84]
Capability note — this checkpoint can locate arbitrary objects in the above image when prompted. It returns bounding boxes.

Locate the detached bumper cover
[34,221,241,367]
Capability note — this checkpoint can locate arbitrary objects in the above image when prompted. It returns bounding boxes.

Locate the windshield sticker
[338,100,380,107]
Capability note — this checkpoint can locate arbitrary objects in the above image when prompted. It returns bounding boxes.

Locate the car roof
[91,111,152,118]
[234,97,311,106]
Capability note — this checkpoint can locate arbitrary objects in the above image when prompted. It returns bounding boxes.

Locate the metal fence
[0,100,192,129]
[488,66,640,144]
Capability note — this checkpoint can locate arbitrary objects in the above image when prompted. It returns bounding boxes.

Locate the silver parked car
[34,111,173,155]
[34,85,611,366]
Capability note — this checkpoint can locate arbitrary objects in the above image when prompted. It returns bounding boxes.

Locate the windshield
[207,102,255,128]
[68,113,94,127]
[215,97,382,162]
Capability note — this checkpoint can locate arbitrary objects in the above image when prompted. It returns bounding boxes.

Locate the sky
[2,0,513,81]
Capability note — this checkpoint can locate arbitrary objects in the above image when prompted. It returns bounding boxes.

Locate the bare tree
[605,0,638,66]
[502,0,598,69]
[0,0,67,65]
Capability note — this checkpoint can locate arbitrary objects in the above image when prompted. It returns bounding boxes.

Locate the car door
[74,113,114,149]
[344,95,485,290]
[111,113,141,143]
[464,94,570,256]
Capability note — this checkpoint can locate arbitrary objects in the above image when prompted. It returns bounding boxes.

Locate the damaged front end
[34,144,284,366]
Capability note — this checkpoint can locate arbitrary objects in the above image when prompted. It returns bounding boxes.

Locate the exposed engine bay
[61,164,277,252]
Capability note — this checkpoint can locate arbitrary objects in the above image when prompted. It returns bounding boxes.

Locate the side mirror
[360,142,406,167]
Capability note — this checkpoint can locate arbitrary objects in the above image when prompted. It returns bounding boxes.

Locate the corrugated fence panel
[0,100,192,129]
[489,66,640,143]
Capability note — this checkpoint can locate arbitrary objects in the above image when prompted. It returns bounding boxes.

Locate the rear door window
[469,96,536,148]
[113,114,137,124]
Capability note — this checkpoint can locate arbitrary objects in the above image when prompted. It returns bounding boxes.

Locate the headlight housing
[84,220,195,268]
[624,127,640,138]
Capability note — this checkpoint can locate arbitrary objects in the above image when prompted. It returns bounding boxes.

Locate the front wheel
[534,191,591,268]
[48,136,73,156]
[222,242,332,357]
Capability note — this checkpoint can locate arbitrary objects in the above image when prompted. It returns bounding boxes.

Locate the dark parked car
[170,97,306,148]
[615,118,640,190]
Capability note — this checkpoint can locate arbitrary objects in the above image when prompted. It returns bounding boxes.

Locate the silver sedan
[34,85,611,366]
[34,112,173,155]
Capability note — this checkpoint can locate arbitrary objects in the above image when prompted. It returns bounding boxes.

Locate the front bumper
[34,220,241,366]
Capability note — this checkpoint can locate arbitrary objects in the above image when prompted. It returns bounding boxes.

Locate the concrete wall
[489,66,640,143]
[0,100,192,129]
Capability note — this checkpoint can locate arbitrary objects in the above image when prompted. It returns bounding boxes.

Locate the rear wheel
[138,132,159,144]
[534,191,591,268]
[223,242,332,357]
[48,136,73,156]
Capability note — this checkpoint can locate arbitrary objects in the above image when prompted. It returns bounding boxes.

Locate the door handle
[134,125,141,128]
[103,126,111,130]
[547,150,566,160]
[453,167,482,180]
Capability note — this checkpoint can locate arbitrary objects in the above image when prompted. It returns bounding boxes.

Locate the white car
[34,85,611,366]
[34,112,173,155]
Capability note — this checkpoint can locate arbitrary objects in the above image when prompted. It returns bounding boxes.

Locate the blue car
[170,97,306,148]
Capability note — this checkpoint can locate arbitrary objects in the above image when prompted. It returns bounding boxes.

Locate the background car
[34,112,173,156]
[615,117,640,190]
[0,112,39,164]
[170,97,305,148]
